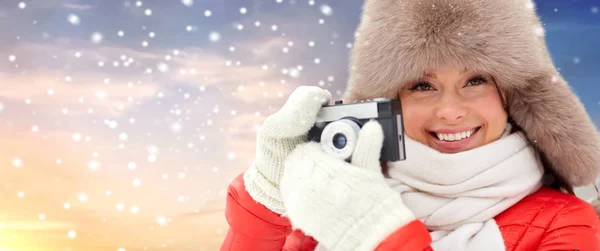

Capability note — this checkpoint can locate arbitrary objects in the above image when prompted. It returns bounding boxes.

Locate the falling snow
[90,32,103,44]
[209,32,221,42]
[67,230,77,239]
[320,5,333,16]
[1,1,598,250]
[12,157,23,168]
[67,14,80,25]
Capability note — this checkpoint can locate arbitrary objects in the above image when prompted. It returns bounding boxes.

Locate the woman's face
[398,66,508,153]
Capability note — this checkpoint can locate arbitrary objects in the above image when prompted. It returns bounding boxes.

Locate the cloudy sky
[0,0,598,250]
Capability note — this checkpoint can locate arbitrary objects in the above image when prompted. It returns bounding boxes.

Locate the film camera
[307,98,406,162]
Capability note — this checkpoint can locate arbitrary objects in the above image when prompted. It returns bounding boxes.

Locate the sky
[0,0,599,250]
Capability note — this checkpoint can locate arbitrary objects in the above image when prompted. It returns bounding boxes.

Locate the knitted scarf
[315,126,544,251]
[384,128,544,250]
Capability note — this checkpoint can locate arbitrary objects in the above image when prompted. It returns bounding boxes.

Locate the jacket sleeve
[220,172,434,251]
[537,198,600,251]
[220,173,293,251]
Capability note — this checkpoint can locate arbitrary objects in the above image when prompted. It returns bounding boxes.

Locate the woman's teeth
[435,128,477,141]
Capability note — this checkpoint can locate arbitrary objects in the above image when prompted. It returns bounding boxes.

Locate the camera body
[307,98,406,163]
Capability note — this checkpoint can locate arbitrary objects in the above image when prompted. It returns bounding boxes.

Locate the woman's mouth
[427,126,482,152]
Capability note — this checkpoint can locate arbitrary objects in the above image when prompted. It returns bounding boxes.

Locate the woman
[220,0,600,250]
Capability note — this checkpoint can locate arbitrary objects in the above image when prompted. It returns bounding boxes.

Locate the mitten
[244,86,331,214]
[281,120,416,251]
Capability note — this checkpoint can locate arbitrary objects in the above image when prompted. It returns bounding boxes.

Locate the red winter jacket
[220,173,600,251]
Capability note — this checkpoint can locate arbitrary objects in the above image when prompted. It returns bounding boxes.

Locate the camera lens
[332,133,347,149]
[319,118,361,161]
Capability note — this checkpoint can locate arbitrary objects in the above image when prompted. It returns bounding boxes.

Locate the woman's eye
[409,82,434,91]
[466,76,487,86]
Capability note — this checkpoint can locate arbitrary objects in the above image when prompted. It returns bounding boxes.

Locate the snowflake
[132,178,142,187]
[209,32,221,42]
[67,14,80,25]
[77,192,88,202]
[320,5,333,16]
[12,157,23,168]
[72,133,82,142]
[128,162,137,170]
[156,216,167,225]
[90,32,103,44]
[155,62,169,73]
[171,122,182,133]
[88,160,101,171]
[227,152,236,160]
[95,91,107,100]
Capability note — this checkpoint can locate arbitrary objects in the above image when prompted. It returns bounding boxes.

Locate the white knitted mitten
[281,120,416,251]
[244,86,332,215]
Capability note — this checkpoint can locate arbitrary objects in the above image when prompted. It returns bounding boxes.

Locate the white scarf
[383,128,544,250]
[315,126,544,251]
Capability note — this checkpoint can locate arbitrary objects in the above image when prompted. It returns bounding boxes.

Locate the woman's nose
[435,94,467,122]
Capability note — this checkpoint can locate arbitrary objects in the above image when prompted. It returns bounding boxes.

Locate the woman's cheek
[401,104,429,138]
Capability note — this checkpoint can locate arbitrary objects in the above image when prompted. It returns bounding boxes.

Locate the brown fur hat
[342,0,600,187]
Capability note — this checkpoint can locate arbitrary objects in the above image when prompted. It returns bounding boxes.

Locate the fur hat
[342,0,600,187]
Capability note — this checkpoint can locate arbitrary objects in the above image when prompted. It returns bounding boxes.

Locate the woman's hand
[244,86,331,215]
[281,120,416,251]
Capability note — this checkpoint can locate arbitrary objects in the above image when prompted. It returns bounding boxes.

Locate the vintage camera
[307,98,406,163]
